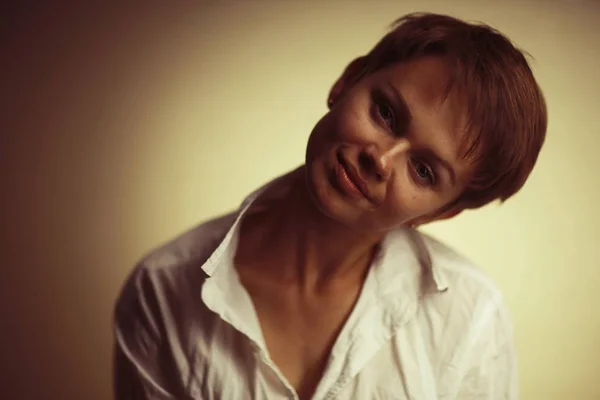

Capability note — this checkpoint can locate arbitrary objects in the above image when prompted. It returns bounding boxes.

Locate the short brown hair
[353,12,547,209]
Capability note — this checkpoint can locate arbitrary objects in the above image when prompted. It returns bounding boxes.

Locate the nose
[359,139,409,181]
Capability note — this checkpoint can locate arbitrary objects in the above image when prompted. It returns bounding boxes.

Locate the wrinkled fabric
[113,168,518,400]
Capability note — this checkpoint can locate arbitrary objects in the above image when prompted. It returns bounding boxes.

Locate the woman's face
[305,56,476,232]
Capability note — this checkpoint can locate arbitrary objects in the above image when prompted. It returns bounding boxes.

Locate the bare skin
[235,56,476,399]
[236,174,378,398]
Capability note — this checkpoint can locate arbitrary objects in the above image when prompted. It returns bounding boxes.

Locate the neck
[238,168,384,289]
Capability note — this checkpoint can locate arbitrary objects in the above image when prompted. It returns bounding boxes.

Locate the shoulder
[114,210,237,328]
[139,210,238,274]
[414,233,518,398]
[416,231,514,339]
[413,232,516,370]
[419,231,505,303]
[111,212,239,399]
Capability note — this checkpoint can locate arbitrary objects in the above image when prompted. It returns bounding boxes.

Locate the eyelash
[410,158,436,186]
[376,100,396,130]
[375,98,437,187]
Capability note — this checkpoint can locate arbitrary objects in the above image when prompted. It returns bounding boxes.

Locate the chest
[238,274,363,399]
[188,296,457,400]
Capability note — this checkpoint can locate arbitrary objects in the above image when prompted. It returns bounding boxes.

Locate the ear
[328,56,367,107]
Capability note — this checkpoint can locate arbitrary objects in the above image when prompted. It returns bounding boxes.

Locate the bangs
[438,44,545,204]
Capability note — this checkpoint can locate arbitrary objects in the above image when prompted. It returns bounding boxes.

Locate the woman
[114,12,547,400]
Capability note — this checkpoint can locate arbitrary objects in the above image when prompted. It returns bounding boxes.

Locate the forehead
[371,57,477,183]
[380,57,455,103]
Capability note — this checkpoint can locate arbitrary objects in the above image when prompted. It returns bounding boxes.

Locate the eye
[376,101,395,129]
[411,159,436,186]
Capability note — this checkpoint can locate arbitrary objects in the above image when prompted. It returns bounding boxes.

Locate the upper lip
[338,154,376,204]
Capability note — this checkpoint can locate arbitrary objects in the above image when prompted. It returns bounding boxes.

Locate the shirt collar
[200,166,449,294]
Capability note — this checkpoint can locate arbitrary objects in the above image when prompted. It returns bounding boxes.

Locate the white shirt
[113,168,518,400]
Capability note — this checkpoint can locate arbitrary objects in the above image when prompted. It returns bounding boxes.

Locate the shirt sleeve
[112,265,185,400]
[455,296,519,400]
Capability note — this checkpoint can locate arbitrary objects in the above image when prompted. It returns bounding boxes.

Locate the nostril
[359,151,379,178]
[358,151,370,167]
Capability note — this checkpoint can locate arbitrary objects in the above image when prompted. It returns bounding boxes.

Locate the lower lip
[335,162,364,199]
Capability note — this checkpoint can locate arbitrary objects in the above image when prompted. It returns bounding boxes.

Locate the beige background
[2,1,599,399]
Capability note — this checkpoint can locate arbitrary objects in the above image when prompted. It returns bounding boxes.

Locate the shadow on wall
[1,4,221,400]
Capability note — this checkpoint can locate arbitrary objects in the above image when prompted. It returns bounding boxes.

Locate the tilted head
[304,12,547,232]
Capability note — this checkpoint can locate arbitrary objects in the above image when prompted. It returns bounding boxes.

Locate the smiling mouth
[336,152,374,203]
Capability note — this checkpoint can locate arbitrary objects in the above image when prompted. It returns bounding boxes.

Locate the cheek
[306,115,335,160]
[385,178,436,221]
[335,97,375,143]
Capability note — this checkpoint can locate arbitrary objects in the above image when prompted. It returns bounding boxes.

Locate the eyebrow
[384,81,457,187]
[428,151,457,187]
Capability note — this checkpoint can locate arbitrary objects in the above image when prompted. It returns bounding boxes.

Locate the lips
[336,152,373,202]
